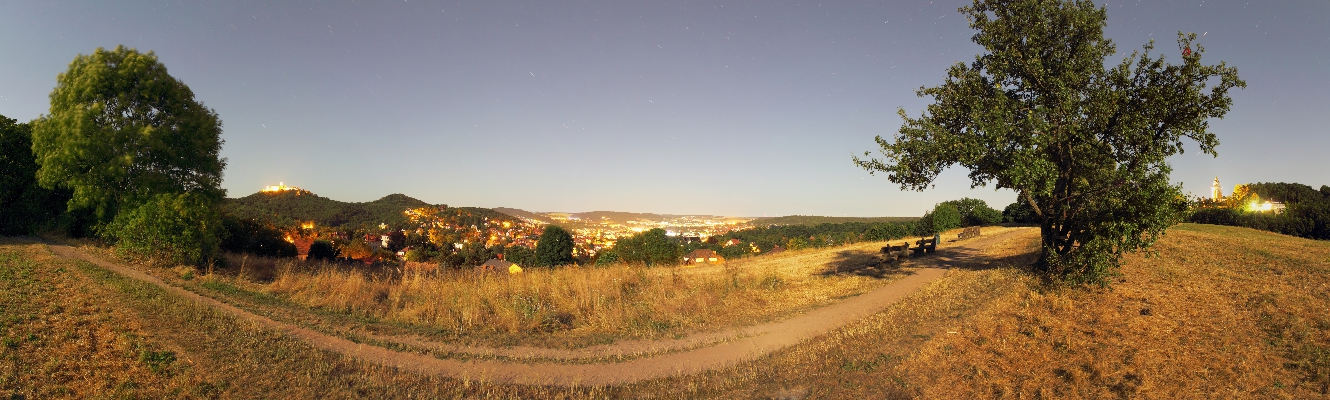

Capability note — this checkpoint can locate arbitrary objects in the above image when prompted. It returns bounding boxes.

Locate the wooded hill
[750,215,917,226]
[222,190,509,230]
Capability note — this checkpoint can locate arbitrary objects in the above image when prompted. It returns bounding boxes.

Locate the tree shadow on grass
[819,249,912,279]
[819,235,1041,279]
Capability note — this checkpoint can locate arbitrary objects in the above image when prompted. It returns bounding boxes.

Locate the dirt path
[45,228,1028,386]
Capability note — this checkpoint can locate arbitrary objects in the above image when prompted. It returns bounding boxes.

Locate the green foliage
[0,115,69,235]
[864,223,909,241]
[222,190,512,232]
[786,237,810,251]
[915,203,963,236]
[1003,197,1039,224]
[307,240,338,261]
[722,221,911,255]
[941,197,1002,226]
[750,215,917,226]
[104,192,223,266]
[385,231,407,253]
[594,248,619,266]
[503,245,538,267]
[534,225,576,267]
[31,46,226,224]
[615,228,679,266]
[219,215,296,258]
[854,0,1243,285]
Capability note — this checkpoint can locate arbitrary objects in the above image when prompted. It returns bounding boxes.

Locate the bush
[220,214,296,257]
[308,240,338,261]
[104,193,222,266]
[594,248,619,266]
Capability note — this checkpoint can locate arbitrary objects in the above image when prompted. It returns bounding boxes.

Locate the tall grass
[253,240,905,342]
[266,262,786,339]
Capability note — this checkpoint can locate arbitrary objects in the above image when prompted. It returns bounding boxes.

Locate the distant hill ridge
[751,215,917,226]
[492,208,912,227]
[223,190,506,229]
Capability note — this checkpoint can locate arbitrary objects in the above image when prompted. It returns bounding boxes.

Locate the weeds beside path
[40,229,1030,386]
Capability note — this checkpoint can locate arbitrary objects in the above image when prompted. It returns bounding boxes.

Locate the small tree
[915,203,963,235]
[855,0,1243,285]
[615,228,678,266]
[535,225,576,266]
[307,240,339,261]
[385,230,408,253]
[942,197,1003,226]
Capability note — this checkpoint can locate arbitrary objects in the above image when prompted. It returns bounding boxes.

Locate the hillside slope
[221,190,432,229]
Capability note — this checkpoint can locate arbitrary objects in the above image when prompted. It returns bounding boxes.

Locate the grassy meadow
[135,234,946,350]
[4,223,1328,398]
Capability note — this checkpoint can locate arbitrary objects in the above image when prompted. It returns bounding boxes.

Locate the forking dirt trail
[46,229,1027,386]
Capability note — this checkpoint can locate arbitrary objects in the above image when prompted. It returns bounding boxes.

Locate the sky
[2,1,1327,217]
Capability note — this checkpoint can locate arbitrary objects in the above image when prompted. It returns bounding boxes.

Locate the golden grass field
[3,223,1328,398]
[128,235,947,350]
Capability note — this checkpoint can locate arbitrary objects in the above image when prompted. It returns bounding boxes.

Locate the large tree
[854,0,1243,284]
[32,46,226,224]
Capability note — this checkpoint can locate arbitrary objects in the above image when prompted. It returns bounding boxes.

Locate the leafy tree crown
[32,46,227,222]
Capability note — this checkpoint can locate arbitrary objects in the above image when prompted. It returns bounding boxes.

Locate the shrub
[104,192,222,266]
[308,240,338,261]
[220,214,296,257]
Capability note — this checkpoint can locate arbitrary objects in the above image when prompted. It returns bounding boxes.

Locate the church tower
[1211,177,1223,201]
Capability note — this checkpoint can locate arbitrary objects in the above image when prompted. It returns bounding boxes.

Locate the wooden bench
[958,226,981,240]
[912,235,938,256]
[880,243,910,264]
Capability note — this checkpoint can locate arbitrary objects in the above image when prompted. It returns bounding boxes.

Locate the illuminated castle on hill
[261,182,310,195]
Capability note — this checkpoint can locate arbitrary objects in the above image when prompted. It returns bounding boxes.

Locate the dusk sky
[3,1,1326,217]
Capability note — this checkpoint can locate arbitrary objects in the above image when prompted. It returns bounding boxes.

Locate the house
[766,245,786,255]
[724,238,743,247]
[477,258,523,274]
[682,249,724,265]
[293,238,314,261]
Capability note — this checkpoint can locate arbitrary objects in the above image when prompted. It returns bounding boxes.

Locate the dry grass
[16,224,1319,398]
[233,239,921,347]
[607,229,1038,398]
[0,238,610,398]
[0,242,217,398]
[598,224,1330,398]
[890,224,1330,398]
